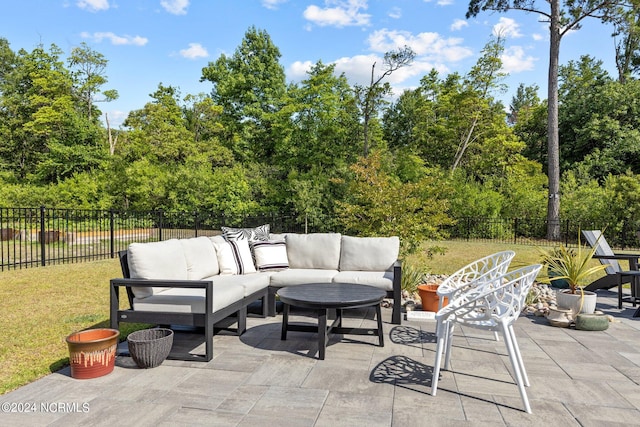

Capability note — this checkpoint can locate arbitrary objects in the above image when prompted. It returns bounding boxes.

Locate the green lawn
[0,239,610,395]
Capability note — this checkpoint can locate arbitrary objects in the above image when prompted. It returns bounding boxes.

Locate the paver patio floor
[3,289,640,426]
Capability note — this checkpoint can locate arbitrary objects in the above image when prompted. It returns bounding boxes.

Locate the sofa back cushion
[339,235,399,271]
[127,239,188,298]
[180,237,219,280]
[286,233,341,270]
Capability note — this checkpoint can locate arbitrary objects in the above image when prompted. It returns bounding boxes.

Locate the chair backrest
[581,230,620,274]
[440,264,542,328]
[437,250,516,299]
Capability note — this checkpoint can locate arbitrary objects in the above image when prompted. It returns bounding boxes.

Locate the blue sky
[1,0,618,126]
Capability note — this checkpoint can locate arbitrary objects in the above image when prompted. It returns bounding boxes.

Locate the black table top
[277,283,386,310]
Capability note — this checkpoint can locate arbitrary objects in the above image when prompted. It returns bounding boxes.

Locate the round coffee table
[277,283,386,360]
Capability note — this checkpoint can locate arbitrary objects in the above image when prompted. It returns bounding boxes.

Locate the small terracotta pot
[66,328,119,379]
[417,283,446,312]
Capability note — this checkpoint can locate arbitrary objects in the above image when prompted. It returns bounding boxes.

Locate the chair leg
[493,331,500,341]
[431,320,447,396]
[508,324,529,387]
[444,324,455,370]
[501,323,531,414]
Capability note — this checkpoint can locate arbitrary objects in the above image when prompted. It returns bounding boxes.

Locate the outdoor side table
[277,283,386,360]
[616,270,640,316]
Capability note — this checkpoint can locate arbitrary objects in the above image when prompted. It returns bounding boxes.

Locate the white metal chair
[436,250,516,311]
[431,264,542,414]
[436,250,515,343]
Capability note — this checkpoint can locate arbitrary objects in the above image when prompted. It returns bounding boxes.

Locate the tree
[68,42,118,120]
[335,150,452,255]
[508,83,540,125]
[354,46,414,157]
[0,42,105,182]
[612,6,640,83]
[200,26,286,162]
[467,0,626,239]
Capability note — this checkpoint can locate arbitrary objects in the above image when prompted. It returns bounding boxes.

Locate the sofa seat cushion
[332,271,394,291]
[207,272,271,297]
[339,235,400,272]
[285,233,341,270]
[180,236,219,280]
[132,283,244,314]
[269,269,338,287]
[128,239,188,298]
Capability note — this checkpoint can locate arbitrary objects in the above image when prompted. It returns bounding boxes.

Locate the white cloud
[501,46,536,73]
[367,28,473,62]
[262,0,288,9]
[450,19,468,31]
[160,0,189,15]
[179,43,208,59]
[288,60,315,81]
[103,110,128,127]
[493,17,522,38]
[532,33,544,41]
[303,0,371,28]
[437,0,454,5]
[388,7,402,19]
[330,54,438,87]
[77,0,110,12]
[81,31,148,46]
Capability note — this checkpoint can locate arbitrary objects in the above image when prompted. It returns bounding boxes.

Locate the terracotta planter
[556,289,597,318]
[417,283,446,312]
[66,328,119,379]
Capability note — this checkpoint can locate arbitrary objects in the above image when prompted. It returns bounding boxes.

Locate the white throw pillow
[251,240,289,271]
[339,235,400,271]
[213,239,257,275]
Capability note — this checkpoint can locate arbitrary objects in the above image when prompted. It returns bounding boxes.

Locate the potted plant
[401,262,428,311]
[539,233,608,319]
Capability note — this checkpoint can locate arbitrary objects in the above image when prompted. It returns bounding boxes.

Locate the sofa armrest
[109,278,214,325]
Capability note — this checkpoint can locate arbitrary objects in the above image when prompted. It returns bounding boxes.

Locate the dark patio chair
[581,230,640,292]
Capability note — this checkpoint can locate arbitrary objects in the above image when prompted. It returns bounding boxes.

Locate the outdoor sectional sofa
[110,231,402,361]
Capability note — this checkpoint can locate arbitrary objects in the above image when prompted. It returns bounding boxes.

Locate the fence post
[194,211,198,237]
[513,218,518,245]
[158,209,163,242]
[40,206,46,267]
[110,210,115,258]
[564,219,570,246]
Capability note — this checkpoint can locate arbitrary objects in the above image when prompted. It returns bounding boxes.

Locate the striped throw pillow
[251,240,289,271]
[222,224,270,242]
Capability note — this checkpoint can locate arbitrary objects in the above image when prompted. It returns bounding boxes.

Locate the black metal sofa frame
[110,250,268,362]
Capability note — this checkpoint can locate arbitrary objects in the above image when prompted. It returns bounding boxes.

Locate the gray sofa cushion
[132,283,245,314]
[208,272,272,297]
[332,271,394,291]
[285,233,341,270]
[180,236,219,280]
[128,239,188,298]
[269,269,338,287]
[339,235,399,271]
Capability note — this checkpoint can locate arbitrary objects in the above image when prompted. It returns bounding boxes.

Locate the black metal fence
[445,217,640,249]
[2,207,639,271]
[0,207,327,271]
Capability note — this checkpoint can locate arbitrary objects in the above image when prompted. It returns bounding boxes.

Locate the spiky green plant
[539,233,608,294]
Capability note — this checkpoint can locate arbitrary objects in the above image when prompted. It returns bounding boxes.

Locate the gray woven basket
[127,328,174,368]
